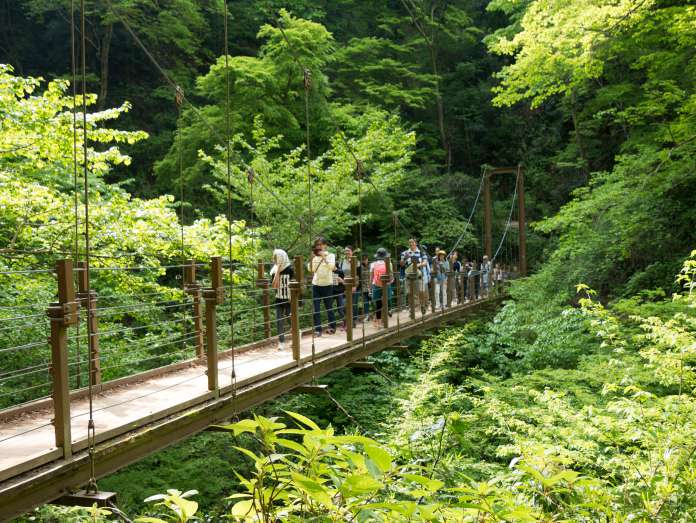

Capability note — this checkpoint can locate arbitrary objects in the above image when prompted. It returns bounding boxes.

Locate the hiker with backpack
[370,248,394,328]
[400,238,427,312]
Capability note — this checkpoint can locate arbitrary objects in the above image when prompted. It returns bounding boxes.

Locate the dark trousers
[372,286,392,320]
[362,291,370,318]
[275,301,291,342]
[312,284,336,333]
[332,288,345,321]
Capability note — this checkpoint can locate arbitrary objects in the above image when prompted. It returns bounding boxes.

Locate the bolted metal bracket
[55,490,117,509]
[47,301,79,327]
[202,287,225,305]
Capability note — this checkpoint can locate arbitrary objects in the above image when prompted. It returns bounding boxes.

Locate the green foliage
[218,412,459,521]
[199,111,415,250]
[487,1,696,301]
[19,504,115,522]
[385,255,696,521]
[136,489,199,523]
[0,66,254,406]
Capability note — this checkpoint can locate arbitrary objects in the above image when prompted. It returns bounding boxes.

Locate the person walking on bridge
[270,249,293,351]
[400,238,427,312]
[451,250,462,301]
[308,237,336,336]
[420,244,432,313]
[432,249,449,310]
[481,255,492,298]
[370,248,393,328]
[360,254,371,322]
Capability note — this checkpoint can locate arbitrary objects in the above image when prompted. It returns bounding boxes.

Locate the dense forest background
[2,0,696,521]
[3,0,695,299]
[4,0,695,300]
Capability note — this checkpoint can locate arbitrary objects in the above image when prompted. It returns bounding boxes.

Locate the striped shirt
[275,266,294,302]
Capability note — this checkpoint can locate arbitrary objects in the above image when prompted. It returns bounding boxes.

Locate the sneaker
[277,341,285,351]
[315,330,322,337]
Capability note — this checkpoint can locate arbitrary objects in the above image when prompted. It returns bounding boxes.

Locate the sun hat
[375,247,389,259]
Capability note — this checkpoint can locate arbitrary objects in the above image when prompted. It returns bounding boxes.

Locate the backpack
[403,251,421,277]
[372,261,388,287]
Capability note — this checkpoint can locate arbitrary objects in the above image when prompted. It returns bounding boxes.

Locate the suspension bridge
[0,1,528,520]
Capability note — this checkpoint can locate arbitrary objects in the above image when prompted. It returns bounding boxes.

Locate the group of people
[269,236,506,350]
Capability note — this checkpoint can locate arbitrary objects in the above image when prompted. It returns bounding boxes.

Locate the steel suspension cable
[447,169,485,258]
[176,95,189,358]
[302,68,318,376]
[70,0,82,389]
[223,0,237,403]
[79,0,98,494]
[357,163,366,350]
[394,212,401,331]
[491,169,520,264]
[247,167,257,342]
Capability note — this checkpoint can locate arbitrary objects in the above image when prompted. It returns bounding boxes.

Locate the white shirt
[309,253,335,286]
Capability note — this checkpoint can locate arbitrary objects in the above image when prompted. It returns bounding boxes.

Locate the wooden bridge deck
[0,299,499,521]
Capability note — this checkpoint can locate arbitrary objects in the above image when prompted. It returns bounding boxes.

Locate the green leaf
[402,474,444,493]
[216,419,259,436]
[233,446,262,463]
[230,499,255,519]
[340,473,383,497]
[275,438,308,456]
[290,472,334,507]
[365,445,392,473]
[284,410,321,430]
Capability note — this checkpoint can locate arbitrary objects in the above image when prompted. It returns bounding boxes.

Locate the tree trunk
[570,89,589,182]
[428,44,450,172]
[98,23,113,110]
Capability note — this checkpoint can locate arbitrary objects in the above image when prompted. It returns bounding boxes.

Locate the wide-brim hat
[375,248,389,259]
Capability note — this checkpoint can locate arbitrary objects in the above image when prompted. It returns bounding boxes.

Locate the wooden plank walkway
[0,299,497,521]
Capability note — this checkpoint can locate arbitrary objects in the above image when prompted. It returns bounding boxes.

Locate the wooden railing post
[257,259,271,339]
[289,280,301,362]
[202,256,223,391]
[77,261,100,385]
[184,260,204,359]
[344,257,355,342]
[468,262,476,302]
[458,271,466,304]
[393,259,401,311]
[407,273,417,320]
[446,269,455,309]
[47,259,78,458]
[429,276,436,314]
[380,256,391,329]
[294,255,305,297]
[480,268,485,299]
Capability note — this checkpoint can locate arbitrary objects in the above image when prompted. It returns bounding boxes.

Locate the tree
[20,0,211,108]
[154,10,336,218]
[487,0,696,299]
[200,110,416,252]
